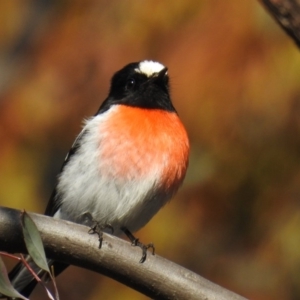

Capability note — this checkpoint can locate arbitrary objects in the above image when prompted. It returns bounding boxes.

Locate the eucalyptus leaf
[21,211,50,273]
[0,256,28,300]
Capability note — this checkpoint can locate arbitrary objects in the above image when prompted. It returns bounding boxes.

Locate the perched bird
[7,60,189,297]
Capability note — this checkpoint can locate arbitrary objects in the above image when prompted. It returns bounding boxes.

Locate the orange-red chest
[99,105,189,192]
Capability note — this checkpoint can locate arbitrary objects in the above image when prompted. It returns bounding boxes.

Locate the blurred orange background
[1,1,300,299]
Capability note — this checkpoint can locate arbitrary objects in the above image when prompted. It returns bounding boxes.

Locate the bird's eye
[126,78,136,91]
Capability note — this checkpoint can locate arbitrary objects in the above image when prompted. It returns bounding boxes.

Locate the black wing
[44,129,86,216]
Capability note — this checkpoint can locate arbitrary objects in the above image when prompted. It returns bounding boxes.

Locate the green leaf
[0,256,28,300]
[21,211,50,273]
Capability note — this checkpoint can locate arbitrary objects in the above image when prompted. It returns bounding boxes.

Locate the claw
[139,242,155,263]
[121,227,155,263]
[87,216,114,249]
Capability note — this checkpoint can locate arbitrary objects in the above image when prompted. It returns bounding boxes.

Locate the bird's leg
[121,227,155,263]
[82,212,114,248]
[89,222,114,249]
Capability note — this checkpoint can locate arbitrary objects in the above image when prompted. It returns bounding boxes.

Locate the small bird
[8,60,189,297]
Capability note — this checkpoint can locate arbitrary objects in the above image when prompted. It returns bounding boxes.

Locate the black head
[97,60,176,114]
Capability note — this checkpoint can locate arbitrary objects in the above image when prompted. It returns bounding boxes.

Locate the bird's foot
[88,222,114,248]
[121,227,155,263]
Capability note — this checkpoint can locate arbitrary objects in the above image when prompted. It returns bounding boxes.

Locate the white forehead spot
[135,60,165,77]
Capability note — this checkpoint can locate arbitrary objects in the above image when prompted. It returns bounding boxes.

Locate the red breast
[99,105,189,194]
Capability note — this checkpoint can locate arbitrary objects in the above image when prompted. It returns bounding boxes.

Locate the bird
[7,60,190,298]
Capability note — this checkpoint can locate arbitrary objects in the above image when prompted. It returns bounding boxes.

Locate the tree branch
[0,206,247,300]
[260,0,300,47]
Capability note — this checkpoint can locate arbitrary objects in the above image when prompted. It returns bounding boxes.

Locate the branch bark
[0,206,247,300]
[260,0,300,47]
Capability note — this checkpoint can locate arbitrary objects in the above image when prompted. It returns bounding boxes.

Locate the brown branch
[0,206,247,300]
[260,0,300,47]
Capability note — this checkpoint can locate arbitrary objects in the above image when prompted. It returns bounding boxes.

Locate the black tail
[7,256,45,298]
[6,258,68,298]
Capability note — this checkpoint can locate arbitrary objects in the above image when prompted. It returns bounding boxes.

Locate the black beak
[150,67,168,83]
[157,67,168,78]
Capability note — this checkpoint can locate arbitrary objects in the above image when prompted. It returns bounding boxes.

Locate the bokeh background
[1,1,300,299]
